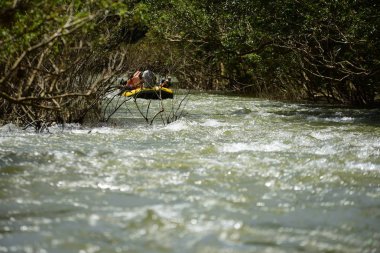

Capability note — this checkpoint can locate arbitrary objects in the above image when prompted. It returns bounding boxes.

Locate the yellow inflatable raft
[122,87,174,100]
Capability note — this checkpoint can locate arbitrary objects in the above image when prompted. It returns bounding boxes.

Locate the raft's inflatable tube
[122,87,174,100]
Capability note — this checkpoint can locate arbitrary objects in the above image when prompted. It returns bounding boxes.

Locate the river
[1,93,380,253]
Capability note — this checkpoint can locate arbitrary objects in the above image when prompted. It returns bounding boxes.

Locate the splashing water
[1,93,380,253]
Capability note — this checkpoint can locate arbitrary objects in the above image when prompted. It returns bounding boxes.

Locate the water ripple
[1,94,380,252]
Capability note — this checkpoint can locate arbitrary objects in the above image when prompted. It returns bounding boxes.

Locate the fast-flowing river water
[1,93,380,253]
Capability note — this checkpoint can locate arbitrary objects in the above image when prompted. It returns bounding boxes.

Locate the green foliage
[0,0,133,57]
[143,0,379,105]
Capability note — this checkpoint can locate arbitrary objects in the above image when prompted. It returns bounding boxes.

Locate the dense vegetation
[1,0,379,128]
[146,0,379,105]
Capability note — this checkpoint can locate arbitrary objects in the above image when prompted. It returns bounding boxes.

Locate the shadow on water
[0,152,55,169]
[265,103,380,126]
[231,107,253,115]
[0,209,74,223]
[0,165,26,175]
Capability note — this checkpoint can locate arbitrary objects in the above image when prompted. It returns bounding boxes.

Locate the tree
[0,0,146,129]
[268,0,380,105]
[145,0,379,105]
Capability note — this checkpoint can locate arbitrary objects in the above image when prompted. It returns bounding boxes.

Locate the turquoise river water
[1,93,380,253]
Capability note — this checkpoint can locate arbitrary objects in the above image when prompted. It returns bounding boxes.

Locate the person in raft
[124,70,142,90]
[160,76,172,88]
[123,70,157,90]
[141,69,157,88]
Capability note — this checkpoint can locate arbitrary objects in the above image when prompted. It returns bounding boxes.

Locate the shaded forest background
[0,0,379,128]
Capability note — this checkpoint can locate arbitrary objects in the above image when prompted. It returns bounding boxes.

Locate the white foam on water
[70,129,92,134]
[312,146,339,155]
[220,141,290,153]
[329,117,355,123]
[200,119,227,127]
[162,120,192,131]
[0,123,20,133]
[88,127,123,134]
[307,116,355,123]
[97,182,132,192]
[345,161,380,171]
[309,131,336,141]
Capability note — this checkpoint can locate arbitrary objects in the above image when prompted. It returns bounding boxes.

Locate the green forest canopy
[0,0,379,127]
